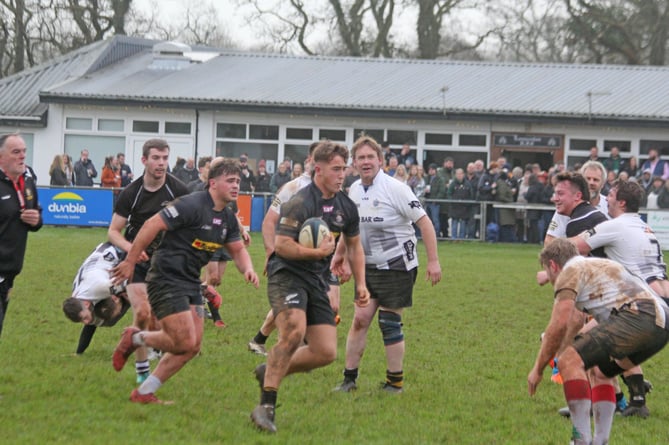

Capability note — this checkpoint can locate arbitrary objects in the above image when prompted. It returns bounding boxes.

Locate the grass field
[2,227,669,444]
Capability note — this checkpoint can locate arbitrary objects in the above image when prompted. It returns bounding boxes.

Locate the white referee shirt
[546,194,609,239]
[348,170,427,271]
[581,213,667,282]
[71,243,123,304]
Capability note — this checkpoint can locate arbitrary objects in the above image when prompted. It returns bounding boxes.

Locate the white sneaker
[247,340,267,356]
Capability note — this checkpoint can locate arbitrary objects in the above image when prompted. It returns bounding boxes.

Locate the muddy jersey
[554,256,668,328]
[148,191,241,291]
[268,173,312,215]
[581,213,667,283]
[114,173,189,254]
[268,182,359,288]
[72,242,125,304]
[348,170,426,271]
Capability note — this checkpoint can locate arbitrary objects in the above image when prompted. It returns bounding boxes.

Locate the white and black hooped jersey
[348,170,427,271]
[581,213,667,283]
[547,194,609,239]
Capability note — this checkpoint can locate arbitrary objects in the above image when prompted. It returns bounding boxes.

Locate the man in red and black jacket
[0,133,42,338]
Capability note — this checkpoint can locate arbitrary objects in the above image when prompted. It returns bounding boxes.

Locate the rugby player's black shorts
[268,269,335,326]
[146,281,204,320]
[131,261,151,284]
[325,270,340,286]
[365,267,417,309]
[573,304,669,374]
[210,247,232,263]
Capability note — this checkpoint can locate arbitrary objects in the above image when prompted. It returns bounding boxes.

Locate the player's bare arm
[569,233,592,256]
[108,213,149,262]
[415,215,442,286]
[111,214,167,285]
[343,233,369,307]
[261,210,280,274]
[528,296,575,396]
[226,239,259,288]
[274,233,335,261]
[330,235,352,283]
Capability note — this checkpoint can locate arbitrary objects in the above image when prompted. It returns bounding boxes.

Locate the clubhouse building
[2,35,669,184]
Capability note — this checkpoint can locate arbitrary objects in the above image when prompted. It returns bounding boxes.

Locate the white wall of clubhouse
[5,102,669,186]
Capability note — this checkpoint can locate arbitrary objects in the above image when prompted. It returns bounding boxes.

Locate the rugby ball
[298,217,330,248]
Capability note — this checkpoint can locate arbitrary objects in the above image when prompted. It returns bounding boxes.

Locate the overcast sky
[132,0,268,49]
[131,0,488,53]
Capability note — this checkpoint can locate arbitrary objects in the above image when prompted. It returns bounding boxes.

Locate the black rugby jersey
[268,182,359,285]
[114,173,189,252]
[147,191,241,291]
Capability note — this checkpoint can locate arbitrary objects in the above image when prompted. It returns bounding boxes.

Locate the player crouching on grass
[528,238,669,445]
[110,157,259,404]
[61,242,134,356]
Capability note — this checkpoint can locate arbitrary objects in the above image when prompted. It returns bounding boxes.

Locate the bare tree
[0,0,135,77]
[565,0,669,65]
[0,0,32,75]
[489,0,579,63]
[135,0,235,47]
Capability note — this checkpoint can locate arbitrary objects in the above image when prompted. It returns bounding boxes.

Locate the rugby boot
[251,404,277,433]
[112,327,140,371]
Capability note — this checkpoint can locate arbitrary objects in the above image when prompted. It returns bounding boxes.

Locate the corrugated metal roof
[14,38,669,122]
[0,36,155,121]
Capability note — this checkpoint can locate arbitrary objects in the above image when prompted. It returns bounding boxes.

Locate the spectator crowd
[48,144,669,244]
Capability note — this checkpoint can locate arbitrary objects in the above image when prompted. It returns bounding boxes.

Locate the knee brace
[378,310,403,346]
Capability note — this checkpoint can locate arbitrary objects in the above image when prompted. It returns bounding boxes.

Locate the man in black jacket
[0,133,42,338]
[74,149,97,186]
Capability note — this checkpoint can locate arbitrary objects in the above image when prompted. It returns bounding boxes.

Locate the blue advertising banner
[38,187,113,227]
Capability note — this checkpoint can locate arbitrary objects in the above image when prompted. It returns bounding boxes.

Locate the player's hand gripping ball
[298,217,330,248]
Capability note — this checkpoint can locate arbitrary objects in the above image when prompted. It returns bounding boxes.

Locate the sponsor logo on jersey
[192,239,224,252]
[404,240,415,261]
[322,205,334,213]
[212,217,222,226]
[360,216,384,223]
[409,200,422,209]
[165,206,179,218]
